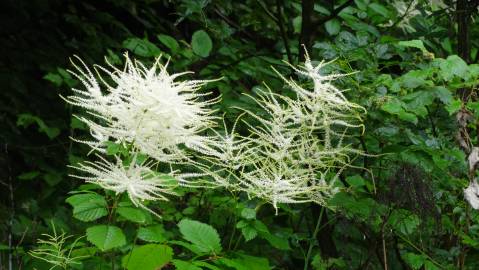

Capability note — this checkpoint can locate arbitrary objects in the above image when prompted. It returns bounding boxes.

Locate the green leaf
[172,260,202,270]
[18,171,40,180]
[123,38,162,57]
[260,233,290,250]
[369,3,391,18]
[157,34,179,53]
[241,226,257,241]
[398,40,427,52]
[16,113,60,139]
[440,55,469,80]
[86,225,126,251]
[122,244,172,270]
[138,225,167,243]
[424,261,440,270]
[191,30,213,58]
[402,253,425,270]
[240,208,256,220]
[346,175,365,187]
[445,99,462,115]
[178,219,222,254]
[117,202,148,223]
[218,255,270,270]
[325,19,340,35]
[66,193,108,222]
[433,86,453,104]
[388,209,420,235]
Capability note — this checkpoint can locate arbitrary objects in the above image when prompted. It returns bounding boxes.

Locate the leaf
[218,255,270,270]
[137,225,167,243]
[66,193,108,222]
[388,209,420,235]
[240,208,256,220]
[157,34,179,53]
[433,86,453,104]
[18,171,40,180]
[172,260,202,270]
[346,175,365,187]
[260,233,290,250]
[117,202,148,223]
[325,19,340,35]
[191,30,212,58]
[123,38,162,57]
[398,40,427,52]
[16,113,60,139]
[86,225,126,251]
[402,253,425,270]
[369,3,391,18]
[440,55,469,80]
[424,260,440,270]
[122,244,173,270]
[445,99,462,115]
[178,219,222,254]
[241,226,257,241]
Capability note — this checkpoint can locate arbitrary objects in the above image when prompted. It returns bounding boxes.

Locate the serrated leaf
[66,193,108,222]
[241,226,257,241]
[117,202,148,223]
[240,208,256,220]
[191,30,212,58]
[178,219,222,254]
[86,225,126,251]
[122,244,172,270]
[138,225,167,243]
[325,19,340,35]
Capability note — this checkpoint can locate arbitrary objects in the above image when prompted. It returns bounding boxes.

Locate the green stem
[303,207,324,270]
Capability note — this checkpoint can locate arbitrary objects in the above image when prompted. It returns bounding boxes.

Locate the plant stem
[303,207,324,270]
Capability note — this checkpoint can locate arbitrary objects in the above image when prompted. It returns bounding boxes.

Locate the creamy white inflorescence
[65,55,218,163]
[67,53,366,215]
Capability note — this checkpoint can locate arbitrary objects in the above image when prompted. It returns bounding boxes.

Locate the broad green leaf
[260,232,290,250]
[122,244,172,270]
[402,253,425,269]
[86,225,126,251]
[191,30,212,58]
[137,225,167,243]
[424,261,440,270]
[117,202,148,223]
[66,193,108,222]
[218,255,270,270]
[157,34,179,53]
[388,209,420,235]
[433,86,453,104]
[173,260,202,270]
[445,99,462,115]
[123,38,162,57]
[17,113,60,139]
[439,55,468,80]
[346,175,365,187]
[398,40,427,52]
[178,219,222,254]
[241,226,257,241]
[369,3,390,18]
[240,208,256,220]
[325,19,340,35]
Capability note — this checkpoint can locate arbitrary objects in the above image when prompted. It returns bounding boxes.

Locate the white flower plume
[64,54,218,163]
[71,155,177,216]
[207,53,365,211]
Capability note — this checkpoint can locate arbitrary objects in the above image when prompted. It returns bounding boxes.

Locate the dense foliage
[2,0,479,269]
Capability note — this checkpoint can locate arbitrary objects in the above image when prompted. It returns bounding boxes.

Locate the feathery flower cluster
[65,54,218,163]
[207,54,365,211]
